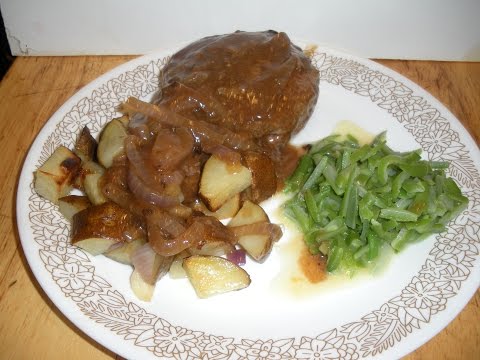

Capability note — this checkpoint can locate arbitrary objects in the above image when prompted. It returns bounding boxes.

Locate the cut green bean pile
[283,132,468,274]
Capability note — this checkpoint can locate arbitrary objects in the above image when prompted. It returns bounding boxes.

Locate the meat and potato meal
[34,30,320,300]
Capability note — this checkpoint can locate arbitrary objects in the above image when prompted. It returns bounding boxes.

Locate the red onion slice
[147,213,198,257]
[227,248,247,266]
[127,169,180,208]
[131,243,159,285]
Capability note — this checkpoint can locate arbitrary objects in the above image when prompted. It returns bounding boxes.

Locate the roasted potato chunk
[183,255,251,298]
[188,240,235,256]
[97,118,128,168]
[74,126,97,162]
[58,195,91,221]
[228,200,269,226]
[243,151,277,203]
[105,238,146,265]
[71,202,144,255]
[84,173,107,205]
[192,194,240,220]
[73,160,105,191]
[199,155,252,211]
[228,201,275,262]
[34,146,81,204]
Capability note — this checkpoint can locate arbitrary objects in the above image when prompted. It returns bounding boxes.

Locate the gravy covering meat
[156,30,319,159]
[103,30,319,260]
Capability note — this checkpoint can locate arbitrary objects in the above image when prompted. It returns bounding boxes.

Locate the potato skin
[243,151,277,203]
[71,201,145,244]
[58,195,91,221]
[34,146,82,203]
[74,126,97,162]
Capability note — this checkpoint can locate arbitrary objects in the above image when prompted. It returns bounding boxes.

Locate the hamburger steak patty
[155,30,320,155]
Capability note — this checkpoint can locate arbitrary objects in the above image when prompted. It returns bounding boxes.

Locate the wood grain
[0,56,478,360]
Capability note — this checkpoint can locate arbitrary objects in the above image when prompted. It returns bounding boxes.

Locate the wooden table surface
[0,56,478,360]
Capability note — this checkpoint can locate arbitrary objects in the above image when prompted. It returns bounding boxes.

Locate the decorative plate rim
[16,44,480,360]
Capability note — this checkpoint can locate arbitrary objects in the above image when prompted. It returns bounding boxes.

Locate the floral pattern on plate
[22,49,480,359]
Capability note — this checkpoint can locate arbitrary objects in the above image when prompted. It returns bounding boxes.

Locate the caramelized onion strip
[121,97,256,150]
[128,169,180,208]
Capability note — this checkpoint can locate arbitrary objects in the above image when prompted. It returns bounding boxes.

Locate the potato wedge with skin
[71,202,145,255]
[105,238,146,265]
[130,269,155,301]
[34,146,81,204]
[228,200,269,226]
[193,194,240,220]
[243,151,277,203]
[188,240,235,256]
[73,238,118,256]
[183,255,251,298]
[58,195,91,221]
[74,126,97,162]
[234,234,272,262]
[84,173,107,205]
[116,115,129,128]
[97,118,128,168]
[228,201,274,262]
[199,155,252,211]
[82,160,105,175]
[73,160,105,191]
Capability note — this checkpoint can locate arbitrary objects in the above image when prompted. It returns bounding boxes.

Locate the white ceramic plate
[17,43,480,360]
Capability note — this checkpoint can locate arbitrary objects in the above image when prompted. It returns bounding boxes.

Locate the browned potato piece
[199,155,252,211]
[97,118,128,168]
[130,269,155,301]
[58,195,91,221]
[243,151,277,203]
[74,126,97,162]
[73,160,105,191]
[188,240,235,256]
[82,161,105,174]
[105,238,146,265]
[72,238,118,256]
[234,233,272,262]
[228,201,274,262]
[228,200,269,226]
[71,202,144,255]
[34,146,81,204]
[183,255,251,298]
[116,115,129,128]
[84,173,107,205]
[193,194,240,220]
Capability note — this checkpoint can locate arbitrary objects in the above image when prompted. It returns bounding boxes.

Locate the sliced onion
[145,209,186,237]
[227,248,246,266]
[167,204,193,219]
[122,97,249,149]
[106,241,125,252]
[148,219,202,257]
[161,170,184,185]
[128,169,180,208]
[131,243,159,284]
[151,127,194,170]
[129,112,148,128]
[102,182,146,217]
[130,123,153,143]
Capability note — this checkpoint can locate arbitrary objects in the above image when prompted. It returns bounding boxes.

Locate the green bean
[283,132,468,275]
